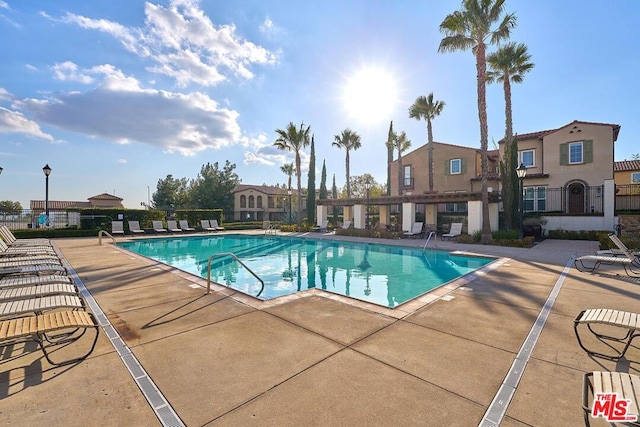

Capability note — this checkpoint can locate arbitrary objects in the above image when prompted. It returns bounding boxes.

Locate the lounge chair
[605,233,640,261]
[179,220,195,232]
[200,220,216,232]
[313,220,329,232]
[128,220,145,235]
[111,221,125,235]
[341,221,351,229]
[574,308,639,360]
[0,264,67,278]
[0,283,79,302]
[0,256,62,268]
[210,219,225,231]
[167,220,182,233]
[0,225,51,247]
[574,254,640,276]
[0,310,99,366]
[403,222,424,239]
[441,223,463,240]
[152,221,167,233]
[0,239,56,256]
[0,274,73,289]
[0,294,85,318]
[582,371,640,426]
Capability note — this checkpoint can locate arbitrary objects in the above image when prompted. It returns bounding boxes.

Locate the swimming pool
[118,234,494,308]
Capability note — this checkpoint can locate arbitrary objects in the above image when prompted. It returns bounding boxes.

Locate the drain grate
[60,252,186,427]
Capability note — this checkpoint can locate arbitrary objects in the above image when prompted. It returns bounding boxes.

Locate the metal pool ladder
[206,252,264,297]
[423,231,437,250]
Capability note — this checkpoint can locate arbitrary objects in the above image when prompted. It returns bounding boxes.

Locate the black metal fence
[615,184,640,212]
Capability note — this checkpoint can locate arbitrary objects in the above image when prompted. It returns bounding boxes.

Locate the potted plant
[523,216,547,241]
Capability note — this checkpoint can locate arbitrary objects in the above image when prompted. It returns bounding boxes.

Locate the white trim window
[632,172,640,183]
[523,186,546,212]
[519,149,535,168]
[568,141,583,164]
[450,158,461,174]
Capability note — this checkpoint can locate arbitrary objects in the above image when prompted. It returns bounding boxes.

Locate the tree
[280,163,295,192]
[439,0,516,243]
[331,174,339,226]
[386,131,412,196]
[409,93,446,193]
[274,121,311,225]
[341,174,385,199]
[189,161,240,213]
[0,200,22,215]
[386,121,394,196]
[306,135,316,224]
[332,128,362,198]
[153,174,189,210]
[319,160,328,200]
[487,42,534,231]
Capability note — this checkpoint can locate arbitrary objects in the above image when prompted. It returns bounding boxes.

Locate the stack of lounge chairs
[573,233,640,425]
[0,225,99,366]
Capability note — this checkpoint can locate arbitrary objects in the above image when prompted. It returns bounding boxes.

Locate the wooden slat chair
[574,309,640,360]
[0,257,62,268]
[582,371,639,426]
[0,225,51,247]
[0,274,73,289]
[0,283,78,302]
[0,310,99,366]
[0,264,67,278]
[0,294,85,319]
[0,239,57,256]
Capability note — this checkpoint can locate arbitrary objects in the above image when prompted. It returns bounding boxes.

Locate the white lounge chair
[167,220,182,233]
[313,220,329,232]
[128,221,145,235]
[341,221,351,229]
[152,221,167,233]
[0,274,73,289]
[200,220,216,232]
[0,283,79,302]
[403,222,424,239]
[441,223,463,240]
[0,239,57,257]
[582,371,640,426]
[210,219,225,231]
[0,225,51,247]
[179,220,195,232]
[111,221,125,235]
[574,254,639,276]
[574,308,639,360]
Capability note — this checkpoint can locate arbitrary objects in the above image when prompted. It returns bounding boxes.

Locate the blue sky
[1,0,638,209]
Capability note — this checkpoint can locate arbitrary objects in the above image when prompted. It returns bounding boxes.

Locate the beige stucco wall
[615,170,640,185]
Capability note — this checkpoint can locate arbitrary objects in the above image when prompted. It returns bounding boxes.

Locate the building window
[519,150,535,168]
[524,186,546,212]
[257,195,263,209]
[450,158,461,174]
[240,195,246,208]
[569,141,583,164]
[268,196,274,208]
[445,202,467,213]
[403,165,412,187]
[632,172,640,183]
[249,195,255,208]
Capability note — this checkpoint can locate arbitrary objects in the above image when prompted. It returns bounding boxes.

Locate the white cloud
[15,69,241,156]
[0,106,54,141]
[259,16,282,39]
[54,0,277,87]
[25,64,38,72]
[52,61,94,84]
[117,158,127,164]
[0,87,12,101]
[0,1,8,10]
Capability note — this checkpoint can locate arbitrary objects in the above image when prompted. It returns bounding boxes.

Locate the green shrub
[492,229,519,240]
[547,230,607,241]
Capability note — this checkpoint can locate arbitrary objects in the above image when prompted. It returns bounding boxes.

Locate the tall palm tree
[274,122,311,225]
[332,128,362,198]
[488,42,534,231]
[280,163,295,192]
[386,131,412,196]
[409,93,446,193]
[439,0,516,243]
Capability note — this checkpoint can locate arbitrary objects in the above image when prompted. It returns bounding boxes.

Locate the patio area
[1,233,638,426]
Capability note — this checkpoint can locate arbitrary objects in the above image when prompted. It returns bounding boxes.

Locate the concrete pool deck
[1,232,638,426]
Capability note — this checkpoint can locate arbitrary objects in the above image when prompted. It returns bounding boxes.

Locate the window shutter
[583,140,593,163]
[559,143,568,165]
[445,160,450,175]
[461,157,467,174]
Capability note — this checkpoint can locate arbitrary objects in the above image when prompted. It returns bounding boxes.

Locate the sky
[1,0,638,209]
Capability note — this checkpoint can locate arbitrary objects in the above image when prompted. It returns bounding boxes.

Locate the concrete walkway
[1,234,638,426]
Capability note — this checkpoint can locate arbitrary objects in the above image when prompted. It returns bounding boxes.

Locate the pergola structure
[316,191,502,234]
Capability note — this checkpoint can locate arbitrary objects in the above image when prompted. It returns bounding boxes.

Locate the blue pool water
[118,234,494,308]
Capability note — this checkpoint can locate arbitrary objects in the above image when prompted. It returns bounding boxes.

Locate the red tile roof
[614,160,640,172]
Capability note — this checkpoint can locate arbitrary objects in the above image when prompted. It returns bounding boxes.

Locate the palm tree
[332,128,362,198]
[274,122,311,225]
[409,93,446,193]
[488,42,534,231]
[386,131,411,196]
[280,163,295,192]
[439,0,516,243]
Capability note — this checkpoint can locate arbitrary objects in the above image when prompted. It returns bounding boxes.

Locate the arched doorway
[567,182,585,213]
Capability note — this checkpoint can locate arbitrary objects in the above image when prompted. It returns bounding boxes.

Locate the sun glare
[342,67,398,125]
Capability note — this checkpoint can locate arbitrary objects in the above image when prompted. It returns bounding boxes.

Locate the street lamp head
[287,189,292,196]
[364,177,371,190]
[43,164,52,177]
[0,166,3,175]
[516,163,527,179]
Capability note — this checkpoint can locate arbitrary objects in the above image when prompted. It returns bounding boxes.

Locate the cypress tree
[306,135,316,224]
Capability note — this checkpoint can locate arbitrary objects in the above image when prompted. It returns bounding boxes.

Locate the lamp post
[43,164,52,225]
[364,177,371,230]
[516,163,527,239]
[0,166,3,175]
[287,189,292,225]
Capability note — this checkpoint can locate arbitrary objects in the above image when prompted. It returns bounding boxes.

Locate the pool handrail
[422,231,437,250]
[206,252,265,297]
